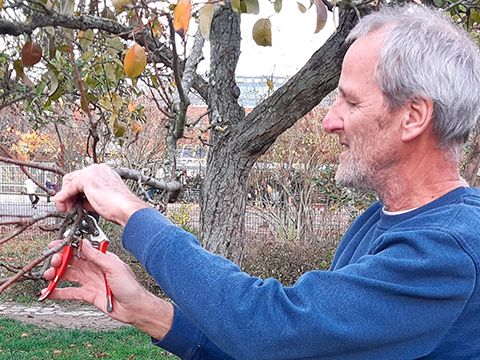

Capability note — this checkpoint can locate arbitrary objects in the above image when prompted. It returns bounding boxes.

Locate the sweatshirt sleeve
[123,208,476,360]
[152,304,234,360]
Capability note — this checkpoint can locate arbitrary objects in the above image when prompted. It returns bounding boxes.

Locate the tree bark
[200,6,358,265]
[463,128,480,186]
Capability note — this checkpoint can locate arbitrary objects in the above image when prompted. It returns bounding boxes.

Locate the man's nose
[323,108,343,134]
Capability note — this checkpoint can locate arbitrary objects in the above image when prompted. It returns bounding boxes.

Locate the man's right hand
[54,164,148,227]
[41,239,174,341]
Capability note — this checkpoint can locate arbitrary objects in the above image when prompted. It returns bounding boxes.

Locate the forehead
[338,32,384,96]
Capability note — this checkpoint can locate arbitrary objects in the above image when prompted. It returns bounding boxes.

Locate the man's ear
[401,97,434,142]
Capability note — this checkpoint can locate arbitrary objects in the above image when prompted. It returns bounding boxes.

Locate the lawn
[0,317,180,359]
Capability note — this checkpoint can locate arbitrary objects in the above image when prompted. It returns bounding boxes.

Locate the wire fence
[0,162,363,242]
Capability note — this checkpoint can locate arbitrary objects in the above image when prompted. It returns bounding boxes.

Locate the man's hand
[41,240,174,341]
[54,164,147,227]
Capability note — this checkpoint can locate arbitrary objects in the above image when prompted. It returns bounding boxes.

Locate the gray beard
[335,155,377,192]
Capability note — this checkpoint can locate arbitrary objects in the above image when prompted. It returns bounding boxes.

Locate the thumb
[81,239,110,272]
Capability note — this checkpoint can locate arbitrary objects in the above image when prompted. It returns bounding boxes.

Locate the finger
[41,286,93,303]
[50,253,62,267]
[79,240,113,272]
[43,267,56,281]
[53,171,83,212]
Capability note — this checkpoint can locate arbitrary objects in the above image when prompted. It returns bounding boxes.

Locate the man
[42,5,480,359]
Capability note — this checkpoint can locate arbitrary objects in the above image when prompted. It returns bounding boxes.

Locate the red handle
[98,240,113,312]
[38,245,73,302]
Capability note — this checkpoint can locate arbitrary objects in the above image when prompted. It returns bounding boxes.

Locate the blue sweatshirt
[122,187,480,359]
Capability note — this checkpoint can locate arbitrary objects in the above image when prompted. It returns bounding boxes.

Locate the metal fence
[0,162,361,241]
[0,163,59,226]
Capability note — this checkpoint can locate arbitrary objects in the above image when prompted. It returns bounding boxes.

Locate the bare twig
[0,238,70,292]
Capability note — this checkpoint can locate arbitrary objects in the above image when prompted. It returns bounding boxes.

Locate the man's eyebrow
[338,86,358,101]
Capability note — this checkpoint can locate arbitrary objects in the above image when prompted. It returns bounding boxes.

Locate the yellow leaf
[124,44,147,78]
[76,30,84,39]
[252,19,272,47]
[0,0,3,11]
[314,0,327,33]
[244,0,260,14]
[231,0,242,13]
[199,4,214,41]
[21,333,29,337]
[112,0,131,13]
[14,60,24,80]
[173,0,192,39]
[297,2,307,13]
[79,29,95,48]
[151,19,163,37]
[274,0,282,13]
[113,119,127,137]
[112,93,123,111]
[266,78,274,90]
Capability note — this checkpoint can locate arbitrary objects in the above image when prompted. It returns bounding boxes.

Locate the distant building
[189,76,288,108]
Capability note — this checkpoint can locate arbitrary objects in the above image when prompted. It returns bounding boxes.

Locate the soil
[0,300,128,331]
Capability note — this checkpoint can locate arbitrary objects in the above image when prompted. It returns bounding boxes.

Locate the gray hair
[347,5,480,152]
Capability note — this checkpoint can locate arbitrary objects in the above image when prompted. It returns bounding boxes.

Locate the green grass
[0,318,180,359]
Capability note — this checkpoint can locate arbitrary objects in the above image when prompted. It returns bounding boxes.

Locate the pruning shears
[39,214,113,312]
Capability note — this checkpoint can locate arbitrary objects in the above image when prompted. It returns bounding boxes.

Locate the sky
[195,1,337,78]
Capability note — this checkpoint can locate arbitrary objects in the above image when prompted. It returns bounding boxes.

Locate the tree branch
[0,14,209,102]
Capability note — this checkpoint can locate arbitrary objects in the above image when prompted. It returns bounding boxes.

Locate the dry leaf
[314,0,327,33]
[112,0,131,13]
[131,121,142,134]
[128,103,137,112]
[173,0,192,39]
[199,4,214,41]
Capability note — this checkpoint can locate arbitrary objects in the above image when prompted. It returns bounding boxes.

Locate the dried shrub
[242,230,342,286]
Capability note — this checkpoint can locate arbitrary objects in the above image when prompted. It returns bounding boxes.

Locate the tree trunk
[463,128,480,186]
[200,5,359,265]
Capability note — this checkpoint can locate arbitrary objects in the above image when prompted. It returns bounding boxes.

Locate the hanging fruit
[124,43,147,78]
[22,41,43,67]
